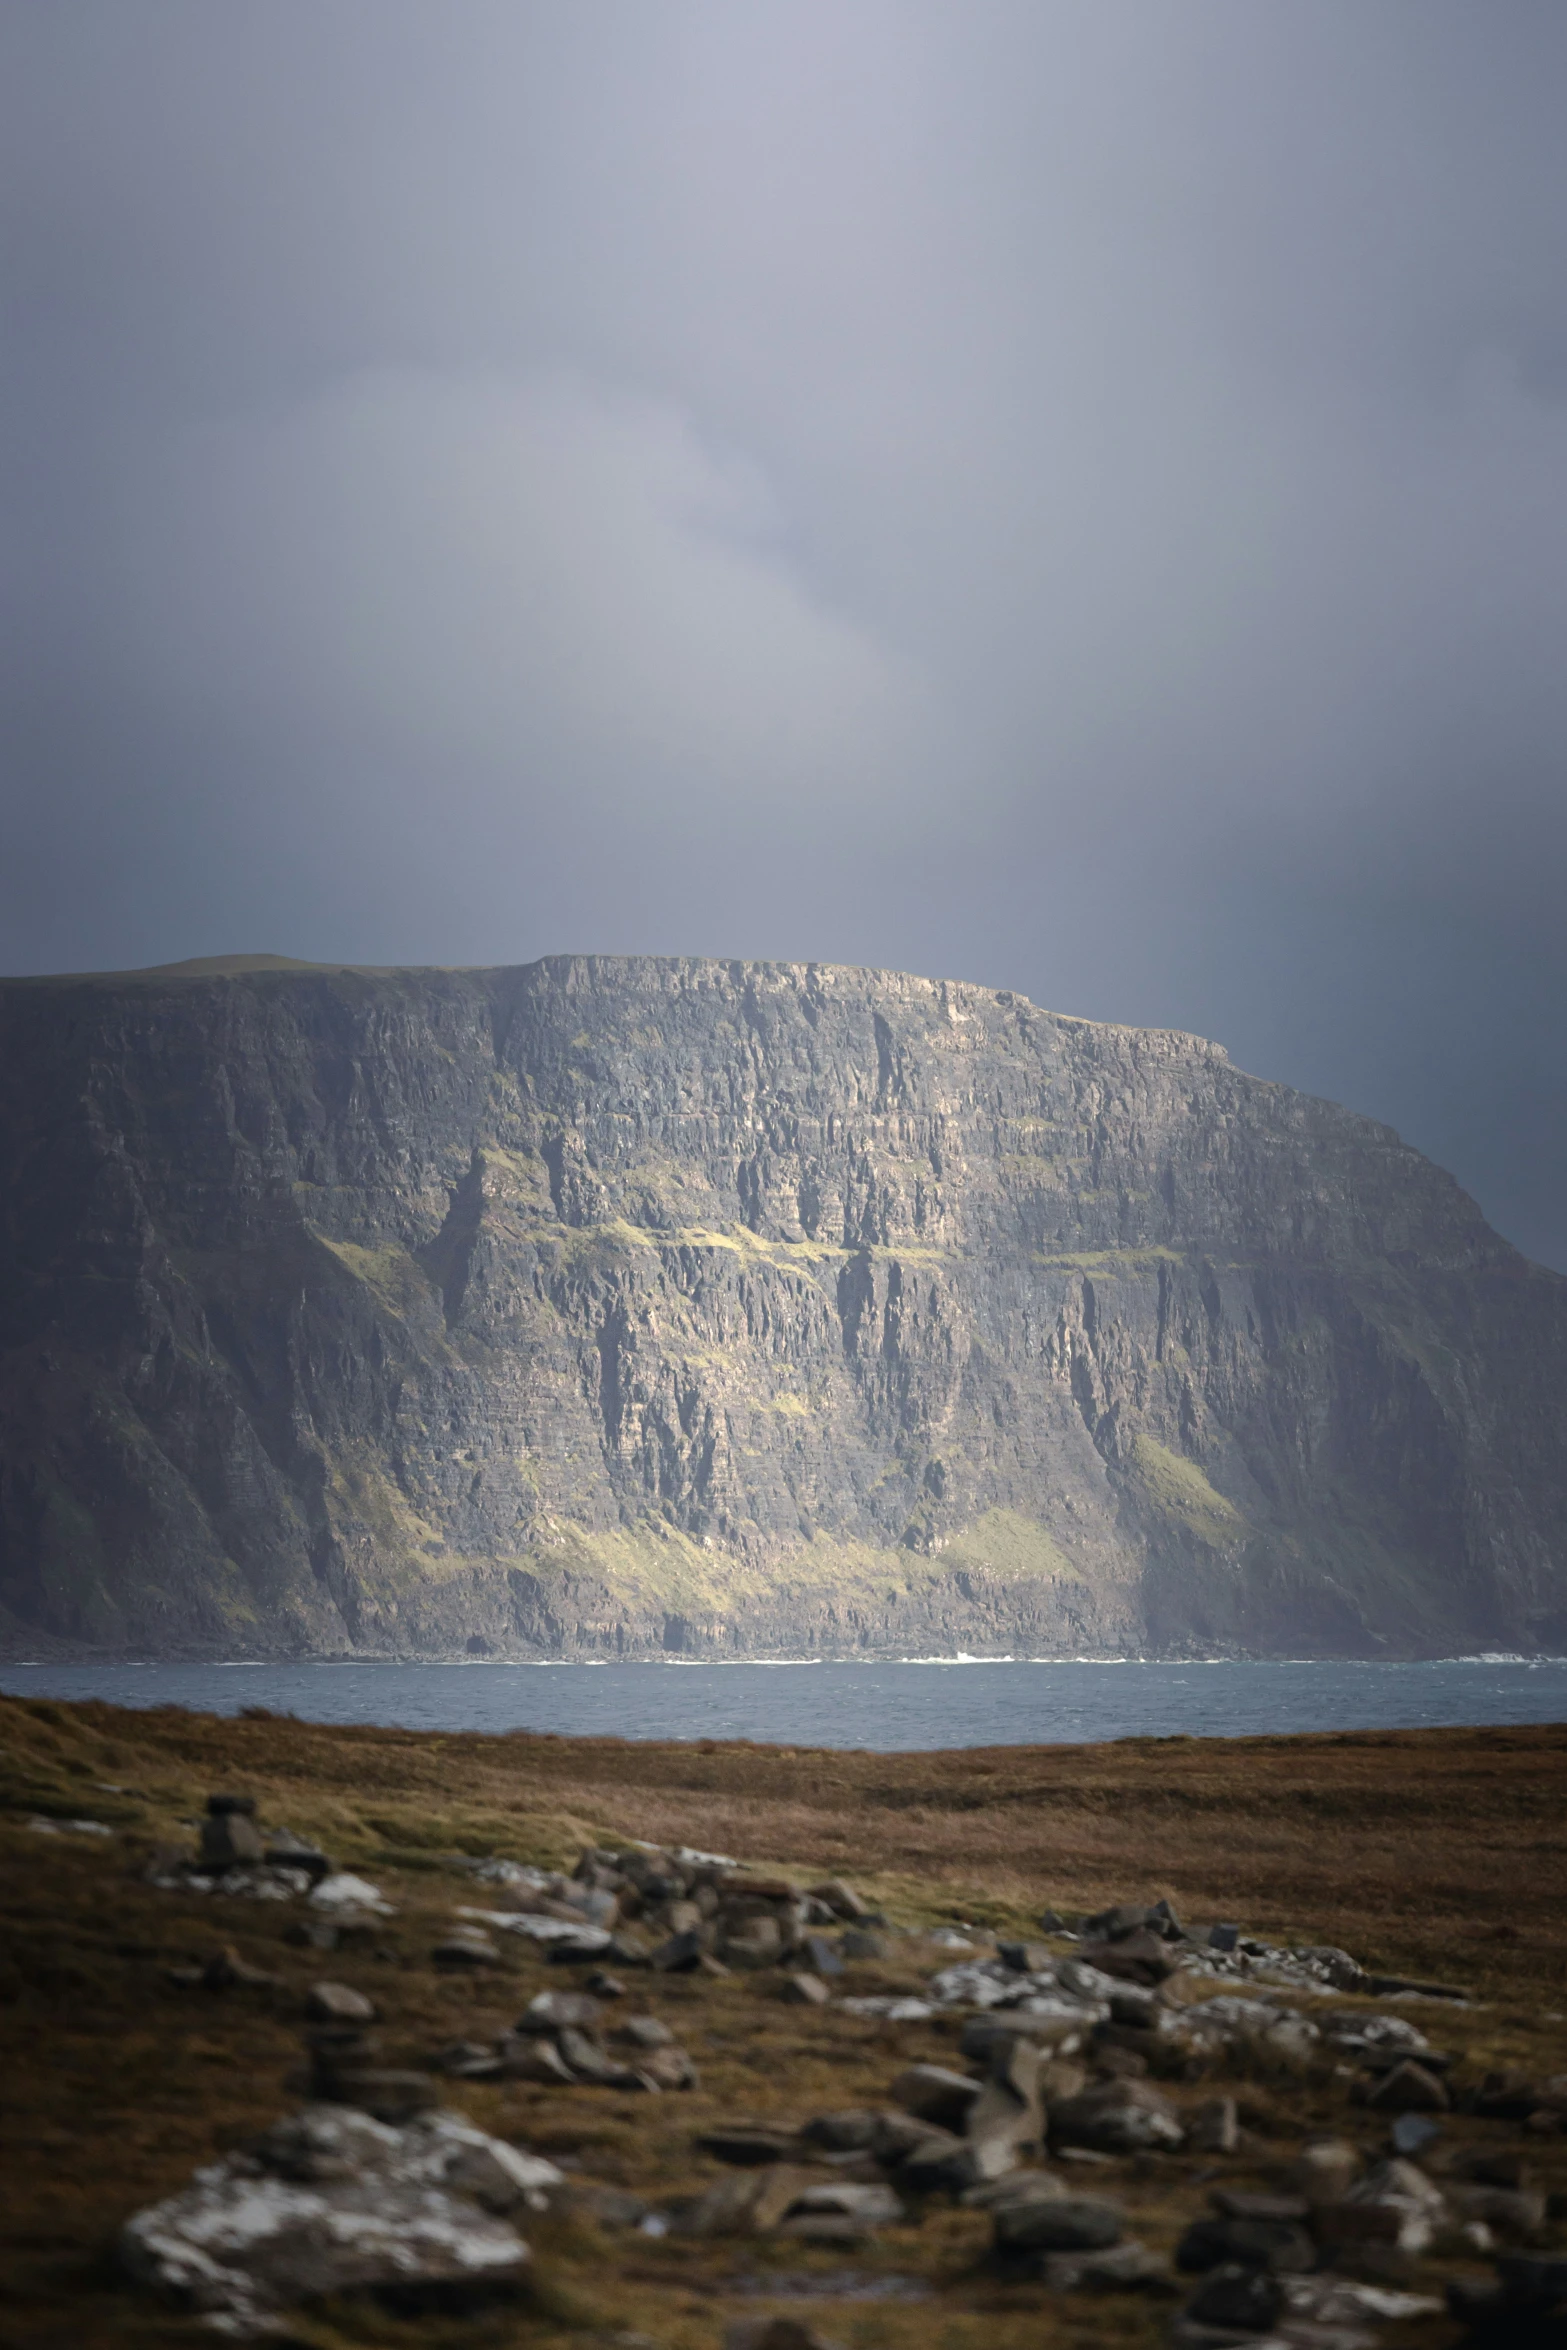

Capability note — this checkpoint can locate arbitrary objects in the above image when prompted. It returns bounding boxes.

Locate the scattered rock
[889,2064,982,2133]
[518,1990,602,2035]
[547,1932,624,1965]
[432,1927,501,1968]
[1176,2211,1316,2276]
[500,2038,578,2087]
[697,2127,802,2168]
[780,1973,831,2007]
[1286,2137,1362,2204]
[1039,2240,1169,2292]
[198,1803,265,1872]
[264,1830,331,1882]
[993,2192,1124,2255]
[1184,2261,1285,2332]
[1082,1903,1155,1942]
[651,1928,710,1973]
[1448,2184,1549,2242]
[1364,2059,1450,2114]
[638,2043,701,2091]
[103,1828,1544,2336]
[1188,2096,1240,2154]
[1315,2158,1446,2270]
[120,2103,558,2334]
[680,2163,895,2243]
[802,2110,881,2151]
[839,1995,934,2023]
[1049,2078,1185,2154]
[965,2035,1044,2159]
[895,2128,1012,2197]
[322,2069,443,2124]
[618,2014,675,2050]
[434,2040,503,2080]
[957,2010,1091,2064]
[309,1874,394,1919]
[808,1880,869,1920]
[457,1904,598,1951]
[1076,1929,1177,1985]
[1286,2275,1442,2327]
[723,1916,785,1969]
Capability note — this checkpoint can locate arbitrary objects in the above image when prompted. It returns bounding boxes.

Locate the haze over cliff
[1,953,1563,1662]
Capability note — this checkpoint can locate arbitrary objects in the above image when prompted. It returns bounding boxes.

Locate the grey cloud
[3,1,1567,1266]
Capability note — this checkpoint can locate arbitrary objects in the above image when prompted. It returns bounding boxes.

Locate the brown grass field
[1,1696,1565,2349]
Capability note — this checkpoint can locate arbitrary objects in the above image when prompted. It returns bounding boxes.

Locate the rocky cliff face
[1,953,1563,1660]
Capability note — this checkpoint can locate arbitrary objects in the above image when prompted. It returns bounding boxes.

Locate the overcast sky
[4,3,1567,1267]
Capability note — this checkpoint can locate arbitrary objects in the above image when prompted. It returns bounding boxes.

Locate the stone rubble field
[3,1700,1566,2350]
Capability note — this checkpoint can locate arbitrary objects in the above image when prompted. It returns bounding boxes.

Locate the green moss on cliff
[517,1505,1093,1626]
[1127,1435,1249,1549]
[312,1234,435,1317]
[941,1507,1084,1584]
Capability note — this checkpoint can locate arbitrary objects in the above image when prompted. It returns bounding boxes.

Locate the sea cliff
[1,953,1563,1658]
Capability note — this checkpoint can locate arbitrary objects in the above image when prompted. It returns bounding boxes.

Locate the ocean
[2,1655,1563,1748]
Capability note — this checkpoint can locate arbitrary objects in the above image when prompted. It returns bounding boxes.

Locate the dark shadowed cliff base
[1,954,1563,1662]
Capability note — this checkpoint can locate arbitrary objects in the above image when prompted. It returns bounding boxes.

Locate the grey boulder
[120,2104,560,2335]
[993,2193,1124,2254]
[1049,2079,1184,2154]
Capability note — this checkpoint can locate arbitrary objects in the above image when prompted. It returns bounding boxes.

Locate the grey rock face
[1,951,1564,1660]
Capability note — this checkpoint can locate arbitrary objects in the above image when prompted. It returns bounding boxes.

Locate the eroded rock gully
[1,952,1563,1658]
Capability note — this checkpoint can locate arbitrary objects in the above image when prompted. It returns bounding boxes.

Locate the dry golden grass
[2,1696,1565,2350]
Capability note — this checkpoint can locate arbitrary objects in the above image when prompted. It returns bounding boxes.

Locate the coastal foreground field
[2,1699,1564,2349]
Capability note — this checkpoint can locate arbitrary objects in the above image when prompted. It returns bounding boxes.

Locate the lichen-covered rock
[119,2104,559,2334]
[3,952,1564,1661]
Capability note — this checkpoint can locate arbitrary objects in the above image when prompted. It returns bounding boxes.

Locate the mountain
[1,953,1563,1660]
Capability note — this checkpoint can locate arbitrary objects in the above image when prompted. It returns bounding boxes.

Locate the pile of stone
[679,2149,904,2245]
[920,1914,1482,2138]
[586,1846,876,1972]
[1044,1897,1467,2005]
[143,1792,391,1946]
[120,2102,563,2337]
[920,1896,1467,2023]
[454,1845,880,1984]
[445,1854,631,1960]
[294,2002,442,2124]
[671,2023,1187,2279]
[1163,2145,1554,2347]
[436,1988,698,2093]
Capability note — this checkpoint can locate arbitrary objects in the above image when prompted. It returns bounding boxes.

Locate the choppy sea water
[1,1657,1564,1748]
